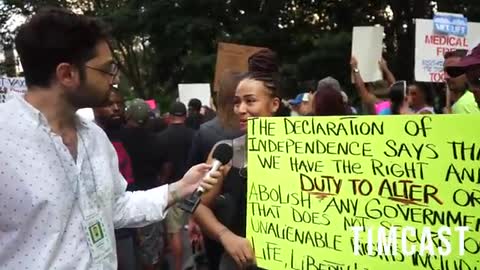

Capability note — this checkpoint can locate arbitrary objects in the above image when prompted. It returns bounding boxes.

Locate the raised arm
[351,56,377,107]
[379,58,396,86]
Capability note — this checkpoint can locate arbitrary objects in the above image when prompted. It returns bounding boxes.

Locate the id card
[82,210,112,262]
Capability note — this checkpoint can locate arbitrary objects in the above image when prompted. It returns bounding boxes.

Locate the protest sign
[0,76,27,103]
[415,16,480,82]
[247,115,480,270]
[351,26,384,82]
[213,42,266,92]
[178,83,211,108]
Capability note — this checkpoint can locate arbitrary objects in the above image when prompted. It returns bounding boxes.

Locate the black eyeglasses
[86,62,119,77]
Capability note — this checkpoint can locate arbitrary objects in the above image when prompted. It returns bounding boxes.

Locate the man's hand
[173,163,222,199]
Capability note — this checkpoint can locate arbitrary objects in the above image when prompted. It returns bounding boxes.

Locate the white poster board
[415,18,480,82]
[0,76,27,103]
[178,83,211,108]
[351,26,384,82]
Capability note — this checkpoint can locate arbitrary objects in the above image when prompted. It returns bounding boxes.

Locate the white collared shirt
[0,94,170,270]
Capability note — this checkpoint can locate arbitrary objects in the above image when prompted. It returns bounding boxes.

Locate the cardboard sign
[213,42,266,92]
[247,115,479,270]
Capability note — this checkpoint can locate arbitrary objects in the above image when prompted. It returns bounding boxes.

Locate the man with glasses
[0,7,220,270]
[450,44,480,107]
[444,50,480,113]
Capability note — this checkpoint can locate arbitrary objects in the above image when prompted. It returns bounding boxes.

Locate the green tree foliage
[1,0,478,104]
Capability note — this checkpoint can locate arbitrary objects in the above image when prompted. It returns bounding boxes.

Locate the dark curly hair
[15,7,110,87]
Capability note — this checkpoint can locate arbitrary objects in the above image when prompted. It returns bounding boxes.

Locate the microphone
[179,143,233,213]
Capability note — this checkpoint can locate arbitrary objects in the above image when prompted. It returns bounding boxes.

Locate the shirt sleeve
[106,137,170,229]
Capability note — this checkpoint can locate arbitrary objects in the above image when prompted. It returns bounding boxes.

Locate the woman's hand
[350,56,359,69]
[219,230,255,268]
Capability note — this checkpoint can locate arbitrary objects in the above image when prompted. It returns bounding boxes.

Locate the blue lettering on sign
[433,14,468,37]
[422,59,444,73]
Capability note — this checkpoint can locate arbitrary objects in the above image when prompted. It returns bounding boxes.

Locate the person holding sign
[351,56,395,114]
[0,8,222,270]
[406,82,435,114]
[449,43,480,107]
[351,57,433,115]
[193,50,281,270]
[443,50,480,114]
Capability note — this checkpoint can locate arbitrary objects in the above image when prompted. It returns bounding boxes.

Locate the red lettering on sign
[424,35,468,47]
[429,72,444,82]
[436,47,457,57]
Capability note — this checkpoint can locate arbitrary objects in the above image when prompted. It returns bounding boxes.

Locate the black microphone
[179,143,233,213]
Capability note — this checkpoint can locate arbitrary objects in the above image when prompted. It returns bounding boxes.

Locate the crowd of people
[94,44,480,270]
[1,6,480,270]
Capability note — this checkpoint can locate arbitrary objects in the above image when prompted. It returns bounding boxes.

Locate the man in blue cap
[288,92,313,116]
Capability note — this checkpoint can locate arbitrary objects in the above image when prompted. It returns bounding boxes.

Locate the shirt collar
[13,93,89,131]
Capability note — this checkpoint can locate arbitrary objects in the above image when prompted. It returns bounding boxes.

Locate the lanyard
[45,127,101,210]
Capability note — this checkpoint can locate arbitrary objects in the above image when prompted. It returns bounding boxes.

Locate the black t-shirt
[122,127,164,190]
[186,113,203,130]
[187,117,243,167]
[156,123,195,184]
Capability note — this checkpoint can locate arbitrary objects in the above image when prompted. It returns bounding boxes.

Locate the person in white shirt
[0,7,220,270]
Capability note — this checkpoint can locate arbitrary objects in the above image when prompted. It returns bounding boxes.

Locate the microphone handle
[178,159,225,213]
[197,159,222,193]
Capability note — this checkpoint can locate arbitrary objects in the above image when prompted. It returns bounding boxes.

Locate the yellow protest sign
[246,115,480,270]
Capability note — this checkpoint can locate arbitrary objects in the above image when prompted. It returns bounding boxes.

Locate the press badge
[77,175,113,264]
[81,208,112,262]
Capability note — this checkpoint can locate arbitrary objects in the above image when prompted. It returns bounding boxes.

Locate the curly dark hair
[15,7,110,88]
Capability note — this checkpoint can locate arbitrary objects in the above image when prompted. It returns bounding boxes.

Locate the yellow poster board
[247,115,480,270]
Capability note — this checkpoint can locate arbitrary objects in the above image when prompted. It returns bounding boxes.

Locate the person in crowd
[288,92,312,116]
[146,116,168,133]
[407,82,435,114]
[186,98,203,130]
[186,70,244,270]
[0,7,220,270]
[389,80,412,115]
[351,56,396,114]
[200,105,216,122]
[317,76,342,92]
[351,57,417,115]
[443,49,480,113]
[155,101,195,270]
[94,89,136,270]
[187,72,244,168]
[317,76,357,114]
[452,43,480,106]
[94,89,134,187]
[313,85,351,116]
[193,50,282,270]
[122,98,169,270]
